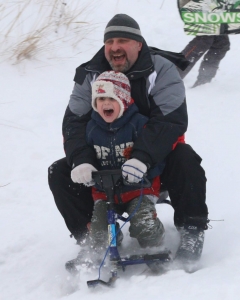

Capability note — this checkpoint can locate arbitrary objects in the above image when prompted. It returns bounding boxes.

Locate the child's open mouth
[104,108,114,116]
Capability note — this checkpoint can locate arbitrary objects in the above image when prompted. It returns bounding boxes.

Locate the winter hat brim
[104,14,143,43]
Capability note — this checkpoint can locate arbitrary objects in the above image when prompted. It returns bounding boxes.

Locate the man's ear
[137,42,143,51]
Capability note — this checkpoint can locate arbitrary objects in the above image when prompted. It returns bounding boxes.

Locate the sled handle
[122,175,151,188]
[92,169,151,188]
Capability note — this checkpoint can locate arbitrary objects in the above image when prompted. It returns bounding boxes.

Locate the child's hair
[92,71,134,118]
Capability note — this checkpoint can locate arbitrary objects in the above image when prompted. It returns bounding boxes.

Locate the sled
[86,169,172,288]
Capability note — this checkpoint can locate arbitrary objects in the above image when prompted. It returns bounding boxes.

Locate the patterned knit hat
[104,14,143,43]
[92,71,134,118]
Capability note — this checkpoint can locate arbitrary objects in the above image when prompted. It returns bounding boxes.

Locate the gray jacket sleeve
[131,55,187,166]
[149,55,186,116]
[69,73,96,116]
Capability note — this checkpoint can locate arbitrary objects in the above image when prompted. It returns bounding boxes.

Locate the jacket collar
[85,39,154,80]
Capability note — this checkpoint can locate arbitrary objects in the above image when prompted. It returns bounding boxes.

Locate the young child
[77,71,165,256]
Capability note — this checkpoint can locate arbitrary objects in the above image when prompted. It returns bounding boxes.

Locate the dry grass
[0,183,10,187]
[7,23,48,62]
[0,0,98,63]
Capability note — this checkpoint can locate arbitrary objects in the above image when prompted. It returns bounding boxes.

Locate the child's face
[96,97,121,123]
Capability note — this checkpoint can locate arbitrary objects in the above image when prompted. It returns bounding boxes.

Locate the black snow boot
[175,217,208,272]
[66,223,123,274]
[65,244,105,274]
[176,226,204,261]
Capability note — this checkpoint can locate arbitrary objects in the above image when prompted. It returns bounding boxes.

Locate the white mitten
[71,163,97,186]
[122,158,147,183]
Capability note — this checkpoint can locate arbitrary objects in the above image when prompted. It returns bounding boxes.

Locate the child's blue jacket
[86,104,165,203]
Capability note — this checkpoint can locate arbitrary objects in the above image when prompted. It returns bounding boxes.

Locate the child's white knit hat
[92,71,134,118]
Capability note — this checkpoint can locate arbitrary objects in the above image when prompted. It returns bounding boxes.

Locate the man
[48,14,209,269]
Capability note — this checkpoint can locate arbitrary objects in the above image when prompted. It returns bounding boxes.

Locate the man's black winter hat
[104,14,143,43]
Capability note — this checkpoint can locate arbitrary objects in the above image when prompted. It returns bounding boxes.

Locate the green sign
[178,0,240,35]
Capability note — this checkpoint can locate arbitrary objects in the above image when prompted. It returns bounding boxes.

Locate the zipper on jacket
[126,64,154,78]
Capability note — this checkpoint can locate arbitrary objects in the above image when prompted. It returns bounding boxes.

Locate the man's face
[104,38,142,73]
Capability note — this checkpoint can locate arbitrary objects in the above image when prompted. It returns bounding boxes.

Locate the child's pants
[90,195,165,250]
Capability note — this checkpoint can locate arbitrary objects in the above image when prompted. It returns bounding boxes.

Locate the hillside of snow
[1,1,240,299]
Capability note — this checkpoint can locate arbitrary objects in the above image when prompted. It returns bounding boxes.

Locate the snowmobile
[67,169,172,288]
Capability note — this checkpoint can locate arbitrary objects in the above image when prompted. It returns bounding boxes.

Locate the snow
[1,0,240,299]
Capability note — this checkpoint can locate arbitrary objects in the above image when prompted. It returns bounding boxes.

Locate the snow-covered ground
[1,1,240,299]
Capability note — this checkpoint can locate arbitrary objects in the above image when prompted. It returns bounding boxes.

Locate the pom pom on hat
[92,71,134,118]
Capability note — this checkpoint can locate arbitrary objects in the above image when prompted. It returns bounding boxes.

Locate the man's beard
[109,59,131,73]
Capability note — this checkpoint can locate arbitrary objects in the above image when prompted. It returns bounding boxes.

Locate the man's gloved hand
[71,163,97,186]
[122,158,147,183]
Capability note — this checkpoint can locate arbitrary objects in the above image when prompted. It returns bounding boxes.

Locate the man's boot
[175,216,208,272]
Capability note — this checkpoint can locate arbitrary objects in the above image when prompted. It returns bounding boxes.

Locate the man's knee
[48,158,70,186]
[170,143,202,165]
[163,143,206,184]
